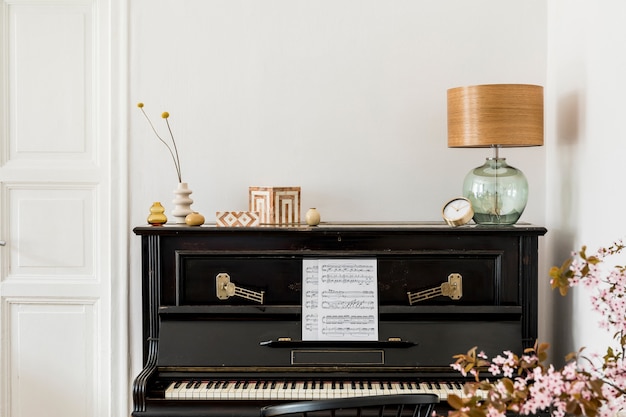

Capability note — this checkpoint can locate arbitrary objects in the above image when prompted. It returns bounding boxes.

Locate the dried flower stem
[137,103,182,183]
[164,117,182,183]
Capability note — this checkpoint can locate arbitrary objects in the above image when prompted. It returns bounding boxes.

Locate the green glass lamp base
[463,158,528,225]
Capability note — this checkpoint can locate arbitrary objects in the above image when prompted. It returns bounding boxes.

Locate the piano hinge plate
[216,273,265,304]
[407,273,463,305]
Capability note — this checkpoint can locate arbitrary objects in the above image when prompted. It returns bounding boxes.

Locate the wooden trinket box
[249,186,301,224]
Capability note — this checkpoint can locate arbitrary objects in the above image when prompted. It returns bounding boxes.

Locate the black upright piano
[131,222,546,416]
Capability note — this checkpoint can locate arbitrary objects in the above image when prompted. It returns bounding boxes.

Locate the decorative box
[249,186,301,224]
[216,211,260,227]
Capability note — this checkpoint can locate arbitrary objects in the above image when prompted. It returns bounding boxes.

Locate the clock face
[442,198,474,226]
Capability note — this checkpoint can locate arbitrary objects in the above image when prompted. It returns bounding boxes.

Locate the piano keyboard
[164,380,476,401]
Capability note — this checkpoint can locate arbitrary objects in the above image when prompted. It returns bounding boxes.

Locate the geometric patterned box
[249,186,300,225]
[215,211,260,227]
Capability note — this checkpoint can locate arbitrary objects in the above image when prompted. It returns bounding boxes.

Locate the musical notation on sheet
[302,259,378,341]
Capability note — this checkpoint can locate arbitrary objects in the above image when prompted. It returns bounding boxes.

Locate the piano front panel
[176,252,506,306]
[156,318,521,368]
[133,224,546,416]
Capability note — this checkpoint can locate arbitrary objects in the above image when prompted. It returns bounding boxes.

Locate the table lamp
[447,84,544,225]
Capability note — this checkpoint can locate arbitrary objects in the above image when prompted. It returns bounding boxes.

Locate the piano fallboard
[132,223,546,416]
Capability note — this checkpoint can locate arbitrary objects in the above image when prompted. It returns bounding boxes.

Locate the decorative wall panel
[5,1,94,164]
[5,299,97,417]
[4,183,96,280]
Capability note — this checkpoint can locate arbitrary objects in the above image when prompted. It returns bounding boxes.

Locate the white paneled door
[0,0,127,416]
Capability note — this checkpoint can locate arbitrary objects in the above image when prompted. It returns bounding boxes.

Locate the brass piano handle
[216,273,265,304]
[407,273,463,305]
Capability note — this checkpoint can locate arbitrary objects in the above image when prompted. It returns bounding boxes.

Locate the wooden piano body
[131,223,546,416]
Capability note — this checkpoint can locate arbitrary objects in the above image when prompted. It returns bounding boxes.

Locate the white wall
[128,0,547,393]
[129,0,547,224]
[546,0,626,362]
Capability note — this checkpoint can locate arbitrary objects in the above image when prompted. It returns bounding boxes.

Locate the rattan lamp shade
[447,84,544,148]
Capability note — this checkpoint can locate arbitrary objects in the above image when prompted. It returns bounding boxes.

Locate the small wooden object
[249,186,300,224]
[216,211,260,227]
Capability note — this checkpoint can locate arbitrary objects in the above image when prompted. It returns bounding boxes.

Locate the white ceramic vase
[305,208,321,226]
[172,182,194,223]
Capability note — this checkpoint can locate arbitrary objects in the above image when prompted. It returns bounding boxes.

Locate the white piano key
[291,381,304,400]
[386,381,400,395]
[277,381,287,400]
[182,381,195,399]
[215,380,230,400]
[267,381,278,400]
[192,381,206,399]
[226,381,239,400]
[302,380,314,400]
[203,380,217,400]
[444,381,464,399]
[164,381,184,400]
[230,380,245,399]
[245,381,255,398]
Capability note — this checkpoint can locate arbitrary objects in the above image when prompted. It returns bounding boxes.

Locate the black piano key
[173,381,182,389]
[206,381,214,389]
[185,381,194,389]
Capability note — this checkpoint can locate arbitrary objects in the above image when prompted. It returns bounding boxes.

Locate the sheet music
[302,259,378,341]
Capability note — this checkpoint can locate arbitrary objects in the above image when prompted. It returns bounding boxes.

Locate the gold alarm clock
[442,197,474,227]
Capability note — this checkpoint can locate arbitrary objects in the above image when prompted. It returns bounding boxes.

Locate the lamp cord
[492,145,501,219]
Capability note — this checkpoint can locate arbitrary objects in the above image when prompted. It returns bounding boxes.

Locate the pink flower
[448,240,626,417]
